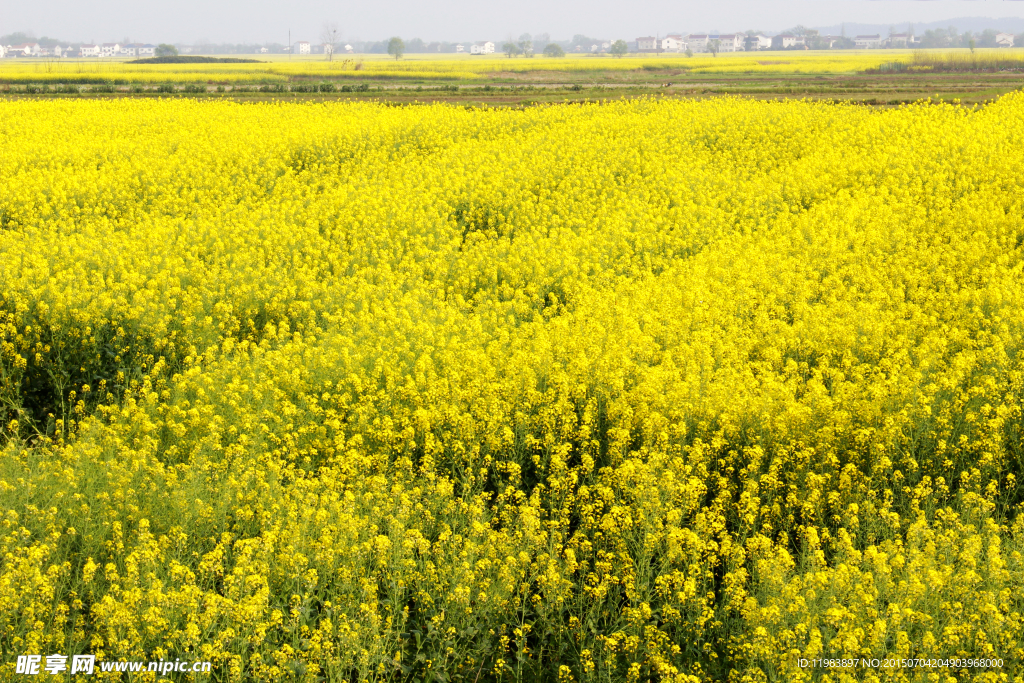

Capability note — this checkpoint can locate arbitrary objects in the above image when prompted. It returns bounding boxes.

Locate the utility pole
[289,29,291,59]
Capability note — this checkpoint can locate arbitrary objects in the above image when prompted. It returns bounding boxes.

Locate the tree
[569,34,599,50]
[155,44,178,57]
[807,34,832,50]
[320,22,340,61]
[685,47,693,58]
[920,27,962,49]
[780,25,817,37]
[387,37,404,60]
[707,39,720,57]
[503,41,520,58]
[610,39,628,57]
[543,43,565,58]
[918,29,947,48]
[977,29,998,48]
[1,31,36,45]
[518,34,534,57]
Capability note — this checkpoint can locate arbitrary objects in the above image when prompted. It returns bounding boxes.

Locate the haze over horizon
[4,0,1024,45]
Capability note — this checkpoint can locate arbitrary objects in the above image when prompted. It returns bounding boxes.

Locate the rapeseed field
[7,50,1020,84]
[1,95,1023,682]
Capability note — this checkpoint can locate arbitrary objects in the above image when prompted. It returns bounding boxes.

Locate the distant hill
[813,17,1024,37]
[129,56,263,64]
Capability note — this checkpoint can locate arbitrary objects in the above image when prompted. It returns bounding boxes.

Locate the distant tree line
[765,24,1020,50]
[2,31,62,47]
[916,27,1009,48]
[359,33,558,54]
[7,27,1021,57]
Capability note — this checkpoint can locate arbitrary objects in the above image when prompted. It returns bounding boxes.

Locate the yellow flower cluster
[2,94,1024,682]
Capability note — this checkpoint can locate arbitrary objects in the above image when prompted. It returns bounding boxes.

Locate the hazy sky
[5,0,1024,44]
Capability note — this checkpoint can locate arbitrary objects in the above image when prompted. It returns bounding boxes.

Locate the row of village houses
[255,42,493,54]
[0,42,158,58]
[0,39,501,58]
[268,41,497,54]
[4,32,1016,59]
[636,31,1015,52]
[0,40,493,58]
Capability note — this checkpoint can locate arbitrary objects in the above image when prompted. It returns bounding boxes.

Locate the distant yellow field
[2,49,1022,83]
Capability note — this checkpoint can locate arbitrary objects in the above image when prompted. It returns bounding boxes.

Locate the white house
[778,35,806,48]
[996,32,1015,48]
[750,34,772,50]
[345,44,354,53]
[854,34,883,49]
[470,41,494,54]
[79,44,100,57]
[297,41,310,54]
[259,46,269,54]
[455,44,464,53]
[636,36,657,52]
[100,42,121,57]
[716,34,744,52]
[686,34,710,52]
[661,35,684,52]
[7,43,41,56]
[121,43,155,57]
[0,46,5,58]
